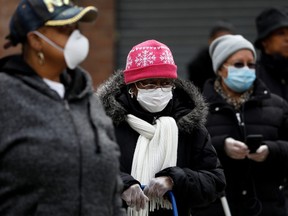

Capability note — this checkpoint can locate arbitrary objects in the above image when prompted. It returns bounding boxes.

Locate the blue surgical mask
[223,66,256,93]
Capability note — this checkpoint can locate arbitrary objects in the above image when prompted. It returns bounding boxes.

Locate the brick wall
[0,0,116,88]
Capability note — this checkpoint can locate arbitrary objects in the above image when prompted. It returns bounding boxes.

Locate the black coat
[97,71,226,216]
[256,52,288,102]
[256,51,288,216]
[199,78,288,216]
[187,47,216,91]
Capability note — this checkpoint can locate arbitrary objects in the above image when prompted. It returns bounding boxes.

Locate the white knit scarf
[126,114,178,216]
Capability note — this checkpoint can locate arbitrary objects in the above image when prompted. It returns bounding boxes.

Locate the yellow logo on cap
[43,0,70,13]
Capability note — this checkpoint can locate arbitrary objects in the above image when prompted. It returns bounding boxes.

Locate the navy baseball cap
[5,0,98,48]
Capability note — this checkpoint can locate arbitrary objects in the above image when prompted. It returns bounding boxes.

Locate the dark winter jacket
[256,51,288,216]
[0,55,125,216]
[199,78,288,216]
[187,47,216,91]
[97,71,226,216]
[256,52,288,102]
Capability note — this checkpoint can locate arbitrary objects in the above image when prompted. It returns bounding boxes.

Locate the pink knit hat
[124,40,178,84]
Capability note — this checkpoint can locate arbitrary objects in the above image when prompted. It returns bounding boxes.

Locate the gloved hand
[247,145,269,162]
[224,137,249,159]
[121,184,149,211]
[143,176,174,198]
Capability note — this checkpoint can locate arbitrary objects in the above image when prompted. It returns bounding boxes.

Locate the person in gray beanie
[195,34,288,216]
[209,34,256,74]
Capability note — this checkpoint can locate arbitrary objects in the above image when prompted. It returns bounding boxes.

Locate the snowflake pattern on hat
[160,50,174,64]
[135,50,156,67]
[124,40,177,84]
[125,45,175,70]
[126,56,133,69]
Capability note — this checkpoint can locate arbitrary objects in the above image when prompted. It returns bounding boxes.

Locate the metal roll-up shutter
[116,1,287,79]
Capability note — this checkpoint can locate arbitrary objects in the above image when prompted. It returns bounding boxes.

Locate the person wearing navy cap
[0,0,125,215]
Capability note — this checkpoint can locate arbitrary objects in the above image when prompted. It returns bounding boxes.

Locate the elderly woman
[197,35,288,216]
[0,0,125,215]
[97,39,226,216]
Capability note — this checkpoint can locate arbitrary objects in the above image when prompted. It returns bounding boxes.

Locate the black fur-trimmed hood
[96,71,208,134]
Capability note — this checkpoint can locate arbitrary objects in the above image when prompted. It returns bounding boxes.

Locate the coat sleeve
[120,172,141,191]
[211,134,230,159]
[155,127,226,208]
[264,97,288,174]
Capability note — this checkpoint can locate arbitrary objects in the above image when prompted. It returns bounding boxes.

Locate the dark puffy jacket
[187,47,216,91]
[0,55,125,216]
[199,78,288,216]
[97,71,226,216]
[256,52,288,102]
[256,52,288,216]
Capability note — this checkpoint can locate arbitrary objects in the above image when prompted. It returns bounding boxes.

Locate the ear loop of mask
[32,31,64,53]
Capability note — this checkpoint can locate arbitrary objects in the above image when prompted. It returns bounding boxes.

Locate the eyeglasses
[224,62,256,69]
[135,79,175,92]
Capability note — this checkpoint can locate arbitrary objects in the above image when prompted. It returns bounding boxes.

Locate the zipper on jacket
[235,112,242,126]
[64,99,70,110]
[88,100,101,154]
[63,99,83,215]
[236,111,247,140]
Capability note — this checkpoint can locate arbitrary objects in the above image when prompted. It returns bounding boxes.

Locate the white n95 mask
[33,30,89,69]
[136,87,173,113]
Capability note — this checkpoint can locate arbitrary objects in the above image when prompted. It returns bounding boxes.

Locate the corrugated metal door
[116,0,287,79]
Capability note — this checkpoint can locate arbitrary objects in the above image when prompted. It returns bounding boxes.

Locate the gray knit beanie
[209,34,257,73]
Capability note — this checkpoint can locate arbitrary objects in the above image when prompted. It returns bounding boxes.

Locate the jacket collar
[203,78,271,105]
[97,71,208,133]
[0,55,93,100]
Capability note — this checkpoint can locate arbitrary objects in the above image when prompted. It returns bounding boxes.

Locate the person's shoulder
[0,56,12,69]
[0,55,31,78]
[0,70,16,84]
[270,92,288,103]
[174,78,209,130]
[262,92,288,111]
[188,46,210,64]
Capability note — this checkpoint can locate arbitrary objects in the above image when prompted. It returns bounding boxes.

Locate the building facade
[0,0,115,87]
[116,0,288,79]
[1,1,287,86]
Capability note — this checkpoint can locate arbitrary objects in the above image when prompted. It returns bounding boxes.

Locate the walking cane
[220,194,232,216]
[168,190,178,216]
[141,185,178,216]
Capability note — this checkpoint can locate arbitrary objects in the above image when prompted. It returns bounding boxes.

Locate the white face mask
[136,87,173,113]
[33,30,89,69]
